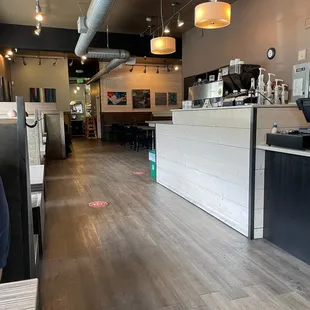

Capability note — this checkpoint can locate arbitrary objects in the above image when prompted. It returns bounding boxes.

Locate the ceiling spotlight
[167,65,171,72]
[129,66,134,72]
[7,50,13,56]
[143,66,147,73]
[5,55,9,59]
[7,57,11,61]
[53,59,57,66]
[177,14,184,27]
[164,25,170,34]
[76,86,80,91]
[69,59,74,67]
[156,66,159,74]
[81,55,87,60]
[35,0,43,21]
[174,65,179,71]
[14,48,18,53]
[23,58,27,66]
[146,16,152,22]
[34,22,42,36]
[74,90,77,94]
[38,58,41,65]
[81,60,84,65]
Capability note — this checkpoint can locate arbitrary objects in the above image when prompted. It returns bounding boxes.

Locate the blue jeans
[0,177,10,269]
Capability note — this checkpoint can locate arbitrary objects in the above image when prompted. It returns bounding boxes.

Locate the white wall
[183,0,310,87]
[11,58,70,111]
[100,63,183,112]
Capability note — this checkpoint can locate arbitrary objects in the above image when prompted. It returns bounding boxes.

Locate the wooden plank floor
[41,139,310,310]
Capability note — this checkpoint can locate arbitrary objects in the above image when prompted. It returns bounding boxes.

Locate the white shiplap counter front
[156,105,309,238]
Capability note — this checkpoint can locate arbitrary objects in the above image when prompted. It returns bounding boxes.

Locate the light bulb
[81,55,87,60]
[177,14,184,27]
[74,90,77,94]
[7,50,13,56]
[76,86,80,91]
[34,28,41,36]
[164,25,170,34]
[174,66,179,71]
[36,13,43,22]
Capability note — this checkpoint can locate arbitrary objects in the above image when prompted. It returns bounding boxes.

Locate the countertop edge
[257,145,310,158]
[171,103,297,112]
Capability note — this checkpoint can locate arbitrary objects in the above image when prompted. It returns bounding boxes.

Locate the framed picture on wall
[132,89,151,109]
[30,88,41,102]
[44,88,56,103]
[155,92,167,106]
[107,92,127,105]
[168,92,177,105]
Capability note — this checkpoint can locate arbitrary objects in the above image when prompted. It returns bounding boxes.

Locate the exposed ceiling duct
[75,0,136,80]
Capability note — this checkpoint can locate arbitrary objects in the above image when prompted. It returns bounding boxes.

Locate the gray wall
[11,57,70,111]
[183,0,310,88]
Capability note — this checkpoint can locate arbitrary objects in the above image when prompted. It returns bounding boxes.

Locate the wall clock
[267,48,276,60]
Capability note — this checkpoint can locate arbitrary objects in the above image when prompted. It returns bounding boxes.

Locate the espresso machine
[187,64,260,108]
[221,64,260,106]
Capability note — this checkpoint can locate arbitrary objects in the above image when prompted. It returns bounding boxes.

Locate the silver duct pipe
[86,59,126,84]
[75,0,114,57]
[87,48,130,60]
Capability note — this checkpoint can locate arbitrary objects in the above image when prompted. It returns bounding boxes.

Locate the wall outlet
[298,49,307,61]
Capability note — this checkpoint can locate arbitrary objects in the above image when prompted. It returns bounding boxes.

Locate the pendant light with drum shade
[195,0,231,29]
[151,0,176,55]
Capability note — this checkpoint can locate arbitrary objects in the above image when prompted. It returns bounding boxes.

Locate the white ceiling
[0,0,238,36]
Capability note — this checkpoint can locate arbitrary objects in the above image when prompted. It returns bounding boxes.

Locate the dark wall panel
[0,24,182,59]
[264,151,310,265]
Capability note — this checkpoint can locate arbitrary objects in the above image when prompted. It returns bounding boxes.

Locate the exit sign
[77,78,84,84]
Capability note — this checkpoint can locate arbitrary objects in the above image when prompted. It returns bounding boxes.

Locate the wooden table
[0,279,39,309]
[136,126,156,149]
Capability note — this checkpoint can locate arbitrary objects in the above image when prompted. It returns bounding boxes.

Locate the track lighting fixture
[38,58,41,65]
[177,14,184,27]
[129,66,134,72]
[34,22,42,36]
[23,58,27,66]
[14,48,18,53]
[156,66,159,74]
[35,0,43,22]
[53,59,57,66]
[167,65,171,72]
[164,25,170,34]
[143,66,147,74]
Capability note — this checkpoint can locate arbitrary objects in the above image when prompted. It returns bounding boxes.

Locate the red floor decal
[132,171,146,175]
[88,201,109,208]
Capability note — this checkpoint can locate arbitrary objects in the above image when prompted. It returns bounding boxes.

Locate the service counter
[155,104,309,239]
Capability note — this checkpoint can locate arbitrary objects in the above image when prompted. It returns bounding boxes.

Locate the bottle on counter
[271,123,278,134]
[274,79,283,105]
[257,68,266,105]
[281,84,288,104]
[266,73,275,105]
